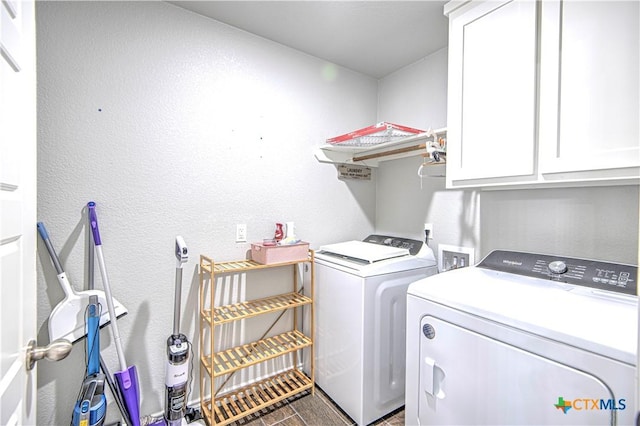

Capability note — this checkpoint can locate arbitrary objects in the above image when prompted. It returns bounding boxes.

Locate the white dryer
[314,234,437,425]
[405,250,637,425]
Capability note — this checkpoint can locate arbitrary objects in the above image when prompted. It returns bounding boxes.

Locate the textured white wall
[377,48,448,130]
[479,185,639,264]
[36,2,377,424]
[34,2,640,424]
[376,48,639,265]
[375,49,480,256]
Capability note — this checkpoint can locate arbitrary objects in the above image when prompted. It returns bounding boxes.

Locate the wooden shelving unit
[199,253,315,426]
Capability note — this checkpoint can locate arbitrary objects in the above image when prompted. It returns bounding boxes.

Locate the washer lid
[318,240,409,264]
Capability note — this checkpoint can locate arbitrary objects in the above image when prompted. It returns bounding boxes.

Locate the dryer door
[418,316,619,425]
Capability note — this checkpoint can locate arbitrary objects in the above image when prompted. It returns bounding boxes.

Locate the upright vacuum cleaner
[164,236,190,426]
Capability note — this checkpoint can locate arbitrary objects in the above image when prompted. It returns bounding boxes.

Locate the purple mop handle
[88,201,102,246]
[88,201,141,426]
[88,201,127,370]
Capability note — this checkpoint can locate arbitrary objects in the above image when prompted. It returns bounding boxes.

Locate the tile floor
[223,386,405,426]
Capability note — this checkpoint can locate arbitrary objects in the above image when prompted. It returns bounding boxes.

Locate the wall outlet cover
[236,223,247,242]
[438,244,475,272]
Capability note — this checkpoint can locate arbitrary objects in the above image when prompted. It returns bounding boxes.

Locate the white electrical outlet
[236,224,247,242]
[424,223,434,239]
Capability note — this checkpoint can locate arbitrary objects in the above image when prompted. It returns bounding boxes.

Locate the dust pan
[38,222,128,343]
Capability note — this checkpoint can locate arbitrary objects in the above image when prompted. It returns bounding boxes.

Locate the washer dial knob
[548,260,568,275]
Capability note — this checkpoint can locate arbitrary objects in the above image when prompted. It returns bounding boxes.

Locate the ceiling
[167,1,449,78]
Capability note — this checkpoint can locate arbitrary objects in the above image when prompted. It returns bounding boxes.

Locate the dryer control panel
[363,234,424,256]
[478,250,637,296]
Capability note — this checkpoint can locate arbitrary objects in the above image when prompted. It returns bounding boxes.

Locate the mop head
[115,366,141,426]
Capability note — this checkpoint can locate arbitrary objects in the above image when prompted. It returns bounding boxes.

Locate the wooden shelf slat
[200,254,312,274]
[209,330,311,377]
[202,369,313,426]
[212,292,312,325]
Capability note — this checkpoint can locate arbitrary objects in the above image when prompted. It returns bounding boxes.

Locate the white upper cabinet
[446,0,538,185]
[539,1,639,182]
[445,0,639,189]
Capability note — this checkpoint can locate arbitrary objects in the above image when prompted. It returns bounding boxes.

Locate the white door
[0,0,38,424]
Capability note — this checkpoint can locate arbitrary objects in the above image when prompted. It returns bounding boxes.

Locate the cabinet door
[446,0,538,187]
[539,1,639,180]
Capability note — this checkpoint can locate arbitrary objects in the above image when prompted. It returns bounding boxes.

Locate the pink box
[250,242,310,265]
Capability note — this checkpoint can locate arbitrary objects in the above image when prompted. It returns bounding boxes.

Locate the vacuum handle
[173,236,188,335]
[173,267,183,336]
[87,201,102,246]
[37,222,64,274]
[87,296,101,376]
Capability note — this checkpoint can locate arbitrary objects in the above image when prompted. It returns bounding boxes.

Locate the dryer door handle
[421,356,445,399]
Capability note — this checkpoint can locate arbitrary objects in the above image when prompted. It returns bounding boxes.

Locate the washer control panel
[478,250,637,296]
[363,234,423,256]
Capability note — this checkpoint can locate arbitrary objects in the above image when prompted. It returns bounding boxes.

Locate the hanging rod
[351,143,427,162]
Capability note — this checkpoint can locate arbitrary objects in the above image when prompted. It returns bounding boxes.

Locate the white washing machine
[314,234,438,426]
[406,250,638,426]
